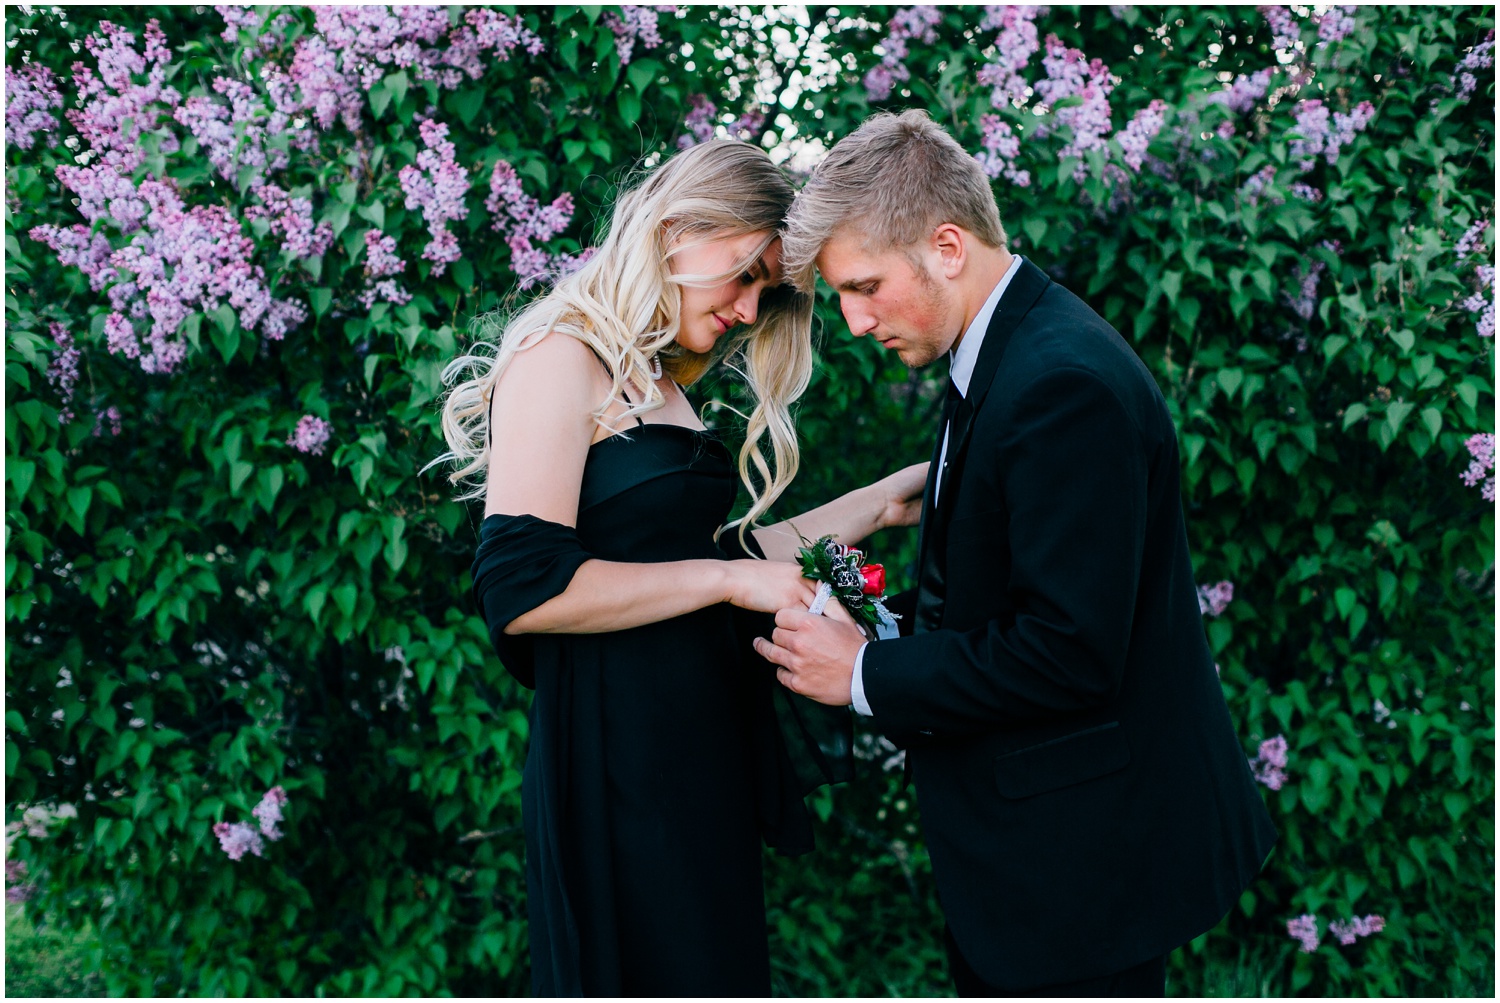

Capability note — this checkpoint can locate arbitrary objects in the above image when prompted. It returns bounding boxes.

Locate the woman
[436,140,924,996]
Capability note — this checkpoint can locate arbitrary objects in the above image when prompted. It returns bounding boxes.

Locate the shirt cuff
[850,642,873,717]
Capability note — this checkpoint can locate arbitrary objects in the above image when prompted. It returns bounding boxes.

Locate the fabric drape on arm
[471,512,594,689]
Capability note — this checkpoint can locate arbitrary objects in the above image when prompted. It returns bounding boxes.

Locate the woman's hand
[875,462,928,530]
[724,559,819,614]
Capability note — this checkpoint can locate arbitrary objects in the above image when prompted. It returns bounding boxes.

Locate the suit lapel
[915,258,1052,633]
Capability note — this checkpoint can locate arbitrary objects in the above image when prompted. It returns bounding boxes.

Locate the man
[753,110,1276,996]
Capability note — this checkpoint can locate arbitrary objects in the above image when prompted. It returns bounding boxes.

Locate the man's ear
[932,223,967,279]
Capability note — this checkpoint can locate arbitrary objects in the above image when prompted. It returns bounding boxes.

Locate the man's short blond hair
[782,109,1008,292]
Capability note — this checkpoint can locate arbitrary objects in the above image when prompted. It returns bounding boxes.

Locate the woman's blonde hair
[435,139,814,541]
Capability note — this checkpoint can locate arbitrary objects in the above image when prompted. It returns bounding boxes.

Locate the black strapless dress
[471,424,845,996]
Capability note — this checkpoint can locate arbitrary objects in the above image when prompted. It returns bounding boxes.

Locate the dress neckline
[589,423,721,450]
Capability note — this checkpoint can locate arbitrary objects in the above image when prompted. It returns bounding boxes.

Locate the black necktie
[936,378,962,502]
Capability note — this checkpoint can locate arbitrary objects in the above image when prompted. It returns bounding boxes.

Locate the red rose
[860,563,885,596]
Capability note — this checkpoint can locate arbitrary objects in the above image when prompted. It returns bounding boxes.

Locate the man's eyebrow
[834,275,877,292]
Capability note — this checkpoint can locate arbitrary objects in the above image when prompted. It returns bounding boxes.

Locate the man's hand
[753,608,867,706]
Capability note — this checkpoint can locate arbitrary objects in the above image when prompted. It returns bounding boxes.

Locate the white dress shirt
[850,255,1024,717]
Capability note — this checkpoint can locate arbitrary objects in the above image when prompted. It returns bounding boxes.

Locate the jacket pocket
[993,721,1130,799]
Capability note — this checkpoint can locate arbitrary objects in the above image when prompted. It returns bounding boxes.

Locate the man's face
[816,232,959,369]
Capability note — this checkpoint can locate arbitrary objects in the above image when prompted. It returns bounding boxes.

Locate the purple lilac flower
[244,185,334,260]
[1251,734,1289,790]
[257,7,541,135]
[287,415,332,455]
[397,118,471,275]
[1451,31,1494,101]
[27,225,117,291]
[485,160,586,288]
[1463,264,1495,339]
[1034,34,1117,178]
[977,6,1043,110]
[1290,182,1322,202]
[6,874,38,904]
[49,165,149,233]
[1288,98,1375,169]
[1287,914,1320,953]
[67,20,182,174]
[1456,219,1490,259]
[1197,580,1234,617]
[1209,67,1276,116]
[215,4,295,49]
[1461,433,1495,503]
[975,115,1030,187]
[1118,100,1168,172]
[252,786,289,839]
[602,5,675,65]
[359,230,412,307]
[108,179,304,368]
[213,820,265,861]
[5,63,63,150]
[1259,6,1303,52]
[729,109,766,142]
[46,323,82,424]
[93,406,123,438]
[1315,6,1358,46]
[1286,246,1333,321]
[676,94,718,148]
[863,5,942,101]
[1328,914,1385,946]
[174,76,292,185]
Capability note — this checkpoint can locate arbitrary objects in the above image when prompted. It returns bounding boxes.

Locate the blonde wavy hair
[434,139,814,541]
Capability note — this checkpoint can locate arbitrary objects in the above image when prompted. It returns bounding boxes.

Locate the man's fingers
[776,666,798,694]
[753,636,790,668]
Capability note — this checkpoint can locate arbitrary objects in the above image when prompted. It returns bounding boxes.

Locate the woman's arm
[750,462,928,563]
[485,333,817,635]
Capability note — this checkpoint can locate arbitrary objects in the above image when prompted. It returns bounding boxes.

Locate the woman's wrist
[866,479,893,533]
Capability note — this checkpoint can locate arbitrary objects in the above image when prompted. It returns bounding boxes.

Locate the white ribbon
[808,581,833,617]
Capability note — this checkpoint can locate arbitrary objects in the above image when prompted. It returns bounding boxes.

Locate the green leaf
[309,288,333,318]
[626,57,661,93]
[357,202,386,230]
[453,88,485,126]
[1160,270,1183,306]
[11,459,35,502]
[229,460,255,495]
[1217,368,1244,401]
[617,89,642,126]
[451,257,474,290]
[369,81,393,119]
[67,485,92,521]
[562,139,588,163]
[387,69,409,108]
[332,582,357,618]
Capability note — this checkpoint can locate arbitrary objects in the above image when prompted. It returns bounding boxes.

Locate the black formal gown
[471,420,843,997]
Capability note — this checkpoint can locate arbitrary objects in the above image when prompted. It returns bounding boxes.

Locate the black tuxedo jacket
[864,259,1276,990]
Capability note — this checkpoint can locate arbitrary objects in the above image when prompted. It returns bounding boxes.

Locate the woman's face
[669,230,784,355]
